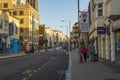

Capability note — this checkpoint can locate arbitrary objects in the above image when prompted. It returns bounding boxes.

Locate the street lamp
[61,20,71,53]
[78,0,81,50]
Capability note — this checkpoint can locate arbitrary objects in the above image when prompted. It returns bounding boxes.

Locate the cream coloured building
[45,27,67,48]
[89,0,120,63]
[0,9,20,53]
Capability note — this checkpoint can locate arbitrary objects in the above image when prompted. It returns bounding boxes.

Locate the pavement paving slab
[71,50,120,80]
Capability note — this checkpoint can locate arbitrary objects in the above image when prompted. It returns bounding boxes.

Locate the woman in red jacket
[81,45,88,62]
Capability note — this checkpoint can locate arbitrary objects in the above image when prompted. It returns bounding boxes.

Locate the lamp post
[61,20,71,53]
[78,0,81,50]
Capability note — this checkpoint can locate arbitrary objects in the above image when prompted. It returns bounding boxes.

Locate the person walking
[81,45,88,62]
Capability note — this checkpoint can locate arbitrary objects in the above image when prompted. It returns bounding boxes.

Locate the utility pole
[78,0,81,50]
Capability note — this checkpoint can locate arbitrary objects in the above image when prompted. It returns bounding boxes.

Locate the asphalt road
[0,48,69,80]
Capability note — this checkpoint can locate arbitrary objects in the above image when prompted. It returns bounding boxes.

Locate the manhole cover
[104,78,119,80]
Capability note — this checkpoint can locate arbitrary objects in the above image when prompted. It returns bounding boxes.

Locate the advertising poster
[80,11,89,33]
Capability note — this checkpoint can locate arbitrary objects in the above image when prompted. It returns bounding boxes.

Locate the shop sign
[97,26,107,34]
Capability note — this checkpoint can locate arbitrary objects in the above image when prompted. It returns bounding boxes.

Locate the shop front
[113,19,120,63]
[9,38,19,53]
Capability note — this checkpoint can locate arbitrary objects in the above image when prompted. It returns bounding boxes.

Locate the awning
[113,19,120,31]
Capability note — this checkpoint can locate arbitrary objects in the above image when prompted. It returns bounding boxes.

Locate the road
[0,47,69,80]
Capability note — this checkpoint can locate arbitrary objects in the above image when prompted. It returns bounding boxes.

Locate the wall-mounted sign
[97,26,109,34]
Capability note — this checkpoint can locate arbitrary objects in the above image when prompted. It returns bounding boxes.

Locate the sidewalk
[71,50,120,80]
[0,51,26,60]
[0,48,55,60]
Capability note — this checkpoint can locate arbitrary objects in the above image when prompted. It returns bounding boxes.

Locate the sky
[38,0,90,35]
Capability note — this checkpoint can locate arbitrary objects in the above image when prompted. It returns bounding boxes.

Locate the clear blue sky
[38,0,90,34]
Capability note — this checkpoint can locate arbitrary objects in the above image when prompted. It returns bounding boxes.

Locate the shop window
[116,33,120,52]
[20,36,23,41]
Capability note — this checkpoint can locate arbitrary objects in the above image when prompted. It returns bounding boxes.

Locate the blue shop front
[9,38,19,53]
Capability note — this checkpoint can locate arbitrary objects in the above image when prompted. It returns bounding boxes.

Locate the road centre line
[22,53,61,80]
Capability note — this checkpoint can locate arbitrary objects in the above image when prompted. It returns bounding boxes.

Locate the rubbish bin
[93,54,98,61]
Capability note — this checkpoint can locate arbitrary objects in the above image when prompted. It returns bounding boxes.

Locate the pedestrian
[81,45,88,62]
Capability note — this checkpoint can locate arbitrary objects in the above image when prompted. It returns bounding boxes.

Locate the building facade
[0,0,40,52]
[89,0,120,63]
[0,9,20,53]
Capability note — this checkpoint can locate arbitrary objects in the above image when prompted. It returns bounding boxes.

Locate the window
[19,11,24,15]
[98,3,103,16]
[20,28,24,33]
[98,9,102,16]
[0,20,3,29]
[4,21,9,30]
[15,27,18,34]
[14,24,18,34]
[13,11,17,16]
[3,3,8,8]
[20,19,24,24]
[20,36,23,41]
[98,3,102,8]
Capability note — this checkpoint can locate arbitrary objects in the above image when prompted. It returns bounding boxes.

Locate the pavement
[70,50,120,80]
[0,50,44,60]
[0,51,26,60]
[1,48,120,80]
